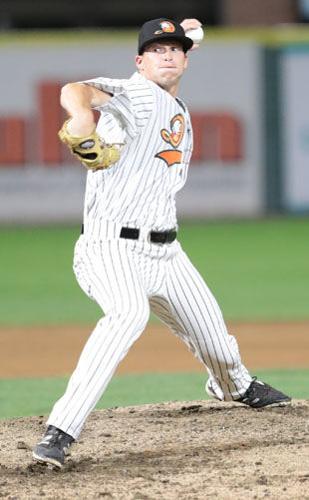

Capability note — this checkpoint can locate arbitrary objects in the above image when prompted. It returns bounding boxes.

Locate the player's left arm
[58,82,122,171]
[60,82,112,136]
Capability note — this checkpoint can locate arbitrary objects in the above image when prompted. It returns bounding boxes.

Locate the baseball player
[33,17,291,468]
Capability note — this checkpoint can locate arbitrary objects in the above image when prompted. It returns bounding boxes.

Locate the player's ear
[135,55,143,70]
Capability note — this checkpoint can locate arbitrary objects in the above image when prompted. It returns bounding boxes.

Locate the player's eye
[148,45,182,54]
[153,47,165,53]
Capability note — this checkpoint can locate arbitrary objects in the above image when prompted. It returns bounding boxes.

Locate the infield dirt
[1,322,308,499]
[1,322,309,377]
[1,400,309,499]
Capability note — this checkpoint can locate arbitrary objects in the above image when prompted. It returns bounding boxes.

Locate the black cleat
[237,377,291,408]
[33,425,74,468]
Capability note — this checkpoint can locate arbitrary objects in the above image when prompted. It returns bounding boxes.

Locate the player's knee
[111,301,150,332]
[127,301,150,331]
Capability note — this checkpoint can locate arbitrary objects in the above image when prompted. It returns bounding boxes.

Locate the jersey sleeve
[82,76,127,96]
[82,74,154,141]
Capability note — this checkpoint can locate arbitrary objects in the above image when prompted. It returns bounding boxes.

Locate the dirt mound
[1,400,309,499]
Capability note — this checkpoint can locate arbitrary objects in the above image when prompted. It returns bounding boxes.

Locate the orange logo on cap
[154,21,176,35]
[155,113,185,167]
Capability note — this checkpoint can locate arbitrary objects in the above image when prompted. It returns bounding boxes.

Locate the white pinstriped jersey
[82,72,193,234]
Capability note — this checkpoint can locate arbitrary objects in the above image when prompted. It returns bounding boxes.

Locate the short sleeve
[82,73,154,141]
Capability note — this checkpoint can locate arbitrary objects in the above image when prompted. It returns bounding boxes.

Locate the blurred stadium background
[0,0,308,418]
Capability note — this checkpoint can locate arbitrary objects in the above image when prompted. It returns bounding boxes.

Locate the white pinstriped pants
[47,230,252,439]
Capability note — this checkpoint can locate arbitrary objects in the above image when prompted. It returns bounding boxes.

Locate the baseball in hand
[185,26,204,45]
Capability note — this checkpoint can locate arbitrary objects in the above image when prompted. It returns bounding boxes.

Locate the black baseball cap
[138,18,193,55]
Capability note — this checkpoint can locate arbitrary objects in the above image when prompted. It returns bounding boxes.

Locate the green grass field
[1,217,308,419]
[1,370,308,420]
[1,217,308,325]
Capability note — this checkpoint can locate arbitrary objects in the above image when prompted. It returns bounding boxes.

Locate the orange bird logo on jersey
[155,114,185,167]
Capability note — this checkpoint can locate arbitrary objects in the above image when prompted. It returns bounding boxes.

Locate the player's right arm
[60,82,112,136]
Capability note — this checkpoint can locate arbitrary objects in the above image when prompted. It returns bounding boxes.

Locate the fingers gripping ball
[185,26,204,45]
[58,120,121,171]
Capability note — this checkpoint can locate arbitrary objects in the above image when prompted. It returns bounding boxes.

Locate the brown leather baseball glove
[58,120,121,171]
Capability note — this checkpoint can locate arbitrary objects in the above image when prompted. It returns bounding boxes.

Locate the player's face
[135,41,188,94]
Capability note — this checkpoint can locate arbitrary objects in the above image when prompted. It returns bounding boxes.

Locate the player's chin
[157,70,181,85]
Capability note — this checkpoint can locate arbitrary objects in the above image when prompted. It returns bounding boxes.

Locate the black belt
[120,227,177,244]
[81,224,177,244]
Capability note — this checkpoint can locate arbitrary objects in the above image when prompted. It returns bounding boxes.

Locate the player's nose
[163,50,174,61]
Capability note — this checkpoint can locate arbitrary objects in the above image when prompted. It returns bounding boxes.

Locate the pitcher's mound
[1,400,309,499]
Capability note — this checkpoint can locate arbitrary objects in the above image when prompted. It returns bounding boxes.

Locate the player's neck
[158,81,179,97]
[137,70,180,97]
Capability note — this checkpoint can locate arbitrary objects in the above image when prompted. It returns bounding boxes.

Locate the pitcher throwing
[33,17,291,468]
